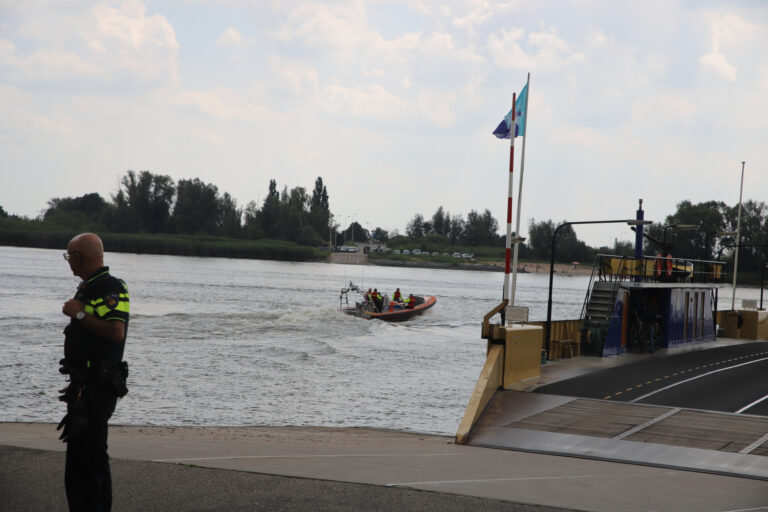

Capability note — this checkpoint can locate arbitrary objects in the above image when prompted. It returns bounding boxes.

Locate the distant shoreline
[367,258,594,276]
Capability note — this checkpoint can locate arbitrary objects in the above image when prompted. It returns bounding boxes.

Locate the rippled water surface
[1,246,760,435]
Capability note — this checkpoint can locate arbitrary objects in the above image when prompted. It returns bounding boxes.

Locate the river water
[0,246,762,435]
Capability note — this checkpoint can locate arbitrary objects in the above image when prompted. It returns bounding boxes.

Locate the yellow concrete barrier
[738,310,768,340]
[720,310,768,340]
[455,344,503,445]
[455,325,543,444]
[503,325,543,386]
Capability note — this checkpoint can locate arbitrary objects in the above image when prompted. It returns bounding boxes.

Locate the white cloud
[2,0,767,246]
[589,29,609,46]
[217,27,244,48]
[174,89,270,122]
[270,60,319,96]
[417,90,457,128]
[0,86,75,140]
[273,3,372,57]
[631,93,697,127]
[708,12,761,49]
[487,26,582,70]
[699,51,737,81]
[322,84,407,121]
[452,2,493,28]
[697,12,765,82]
[88,0,180,85]
[0,0,179,87]
[0,39,105,81]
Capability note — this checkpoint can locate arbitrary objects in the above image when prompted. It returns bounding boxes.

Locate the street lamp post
[545,219,652,358]
[662,224,698,254]
[761,262,767,310]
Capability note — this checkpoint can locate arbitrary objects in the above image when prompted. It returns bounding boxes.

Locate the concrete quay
[2,421,767,512]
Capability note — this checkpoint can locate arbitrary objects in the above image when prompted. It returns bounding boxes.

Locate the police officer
[59,233,129,512]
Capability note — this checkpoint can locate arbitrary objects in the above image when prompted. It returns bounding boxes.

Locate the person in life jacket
[373,289,383,312]
[59,233,130,512]
[392,288,402,302]
[406,293,416,309]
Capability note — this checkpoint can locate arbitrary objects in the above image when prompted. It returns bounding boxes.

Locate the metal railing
[594,254,726,285]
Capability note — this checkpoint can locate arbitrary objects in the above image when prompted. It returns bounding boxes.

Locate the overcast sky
[1,0,766,246]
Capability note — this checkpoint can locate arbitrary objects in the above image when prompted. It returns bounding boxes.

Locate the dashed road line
[604,354,768,402]
[631,357,768,404]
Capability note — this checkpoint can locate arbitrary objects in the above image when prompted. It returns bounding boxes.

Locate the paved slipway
[3,340,767,512]
[2,420,767,512]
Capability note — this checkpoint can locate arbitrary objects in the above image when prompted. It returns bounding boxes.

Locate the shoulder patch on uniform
[105,293,120,310]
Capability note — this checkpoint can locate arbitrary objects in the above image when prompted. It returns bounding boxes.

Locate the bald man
[59,233,129,512]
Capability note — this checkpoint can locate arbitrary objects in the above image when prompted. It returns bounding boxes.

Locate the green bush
[0,228,323,262]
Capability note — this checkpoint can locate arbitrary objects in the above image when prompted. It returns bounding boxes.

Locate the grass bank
[0,229,324,262]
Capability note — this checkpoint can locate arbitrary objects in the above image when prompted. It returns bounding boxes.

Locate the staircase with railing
[578,254,726,354]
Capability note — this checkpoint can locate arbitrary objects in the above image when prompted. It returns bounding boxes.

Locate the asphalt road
[536,342,768,415]
[1,445,574,512]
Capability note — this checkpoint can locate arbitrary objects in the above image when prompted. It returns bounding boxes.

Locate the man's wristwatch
[75,311,85,321]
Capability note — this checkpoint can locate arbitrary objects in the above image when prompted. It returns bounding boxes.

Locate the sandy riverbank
[473,261,593,276]
[329,251,594,275]
[365,258,594,276]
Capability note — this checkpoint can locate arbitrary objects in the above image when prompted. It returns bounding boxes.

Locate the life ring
[665,253,673,277]
[654,254,663,277]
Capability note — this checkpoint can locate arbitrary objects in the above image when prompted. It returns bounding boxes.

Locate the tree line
[2,172,767,274]
[398,199,768,274]
[31,171,332,246]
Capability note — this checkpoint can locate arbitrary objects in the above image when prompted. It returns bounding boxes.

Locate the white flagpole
[731,161,745,310]
[510,73,530,306]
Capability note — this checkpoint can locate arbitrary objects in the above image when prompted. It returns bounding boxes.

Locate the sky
[1,0,767,247]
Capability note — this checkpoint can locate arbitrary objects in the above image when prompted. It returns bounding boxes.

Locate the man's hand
[62,299,86,319]
[63,298,125,342]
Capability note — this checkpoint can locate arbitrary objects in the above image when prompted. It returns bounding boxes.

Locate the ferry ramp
[461,337,768,482]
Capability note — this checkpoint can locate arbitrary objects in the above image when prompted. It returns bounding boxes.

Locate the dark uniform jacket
[64,266,129,380]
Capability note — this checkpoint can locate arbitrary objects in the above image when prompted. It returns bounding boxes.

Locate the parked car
[452,252,461,258]
[461,253,473,259]
[432,252,440,256]
[412,249,421,255]
[442,253,450,257]
[393,249,401,254]
[403,249,410,255]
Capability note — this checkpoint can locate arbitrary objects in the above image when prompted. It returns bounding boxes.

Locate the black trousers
[65,385,117,512]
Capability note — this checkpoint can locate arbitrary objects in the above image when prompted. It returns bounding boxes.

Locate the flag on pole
[492,83,528,139]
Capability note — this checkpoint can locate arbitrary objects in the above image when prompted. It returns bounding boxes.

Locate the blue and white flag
[492,83,527,139]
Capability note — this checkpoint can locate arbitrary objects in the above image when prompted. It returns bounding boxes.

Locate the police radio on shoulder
[75,311,85,320]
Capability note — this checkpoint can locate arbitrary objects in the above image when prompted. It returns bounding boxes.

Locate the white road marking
[736,394,768,414]
[740,431,768,455]
[387,470,677,487]
[153,453,461,463]
[630,357,768,404]
[614,408,681,439]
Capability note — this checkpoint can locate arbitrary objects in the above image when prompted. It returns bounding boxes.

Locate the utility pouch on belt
[57,386,88,443]
[98,360,129,398]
